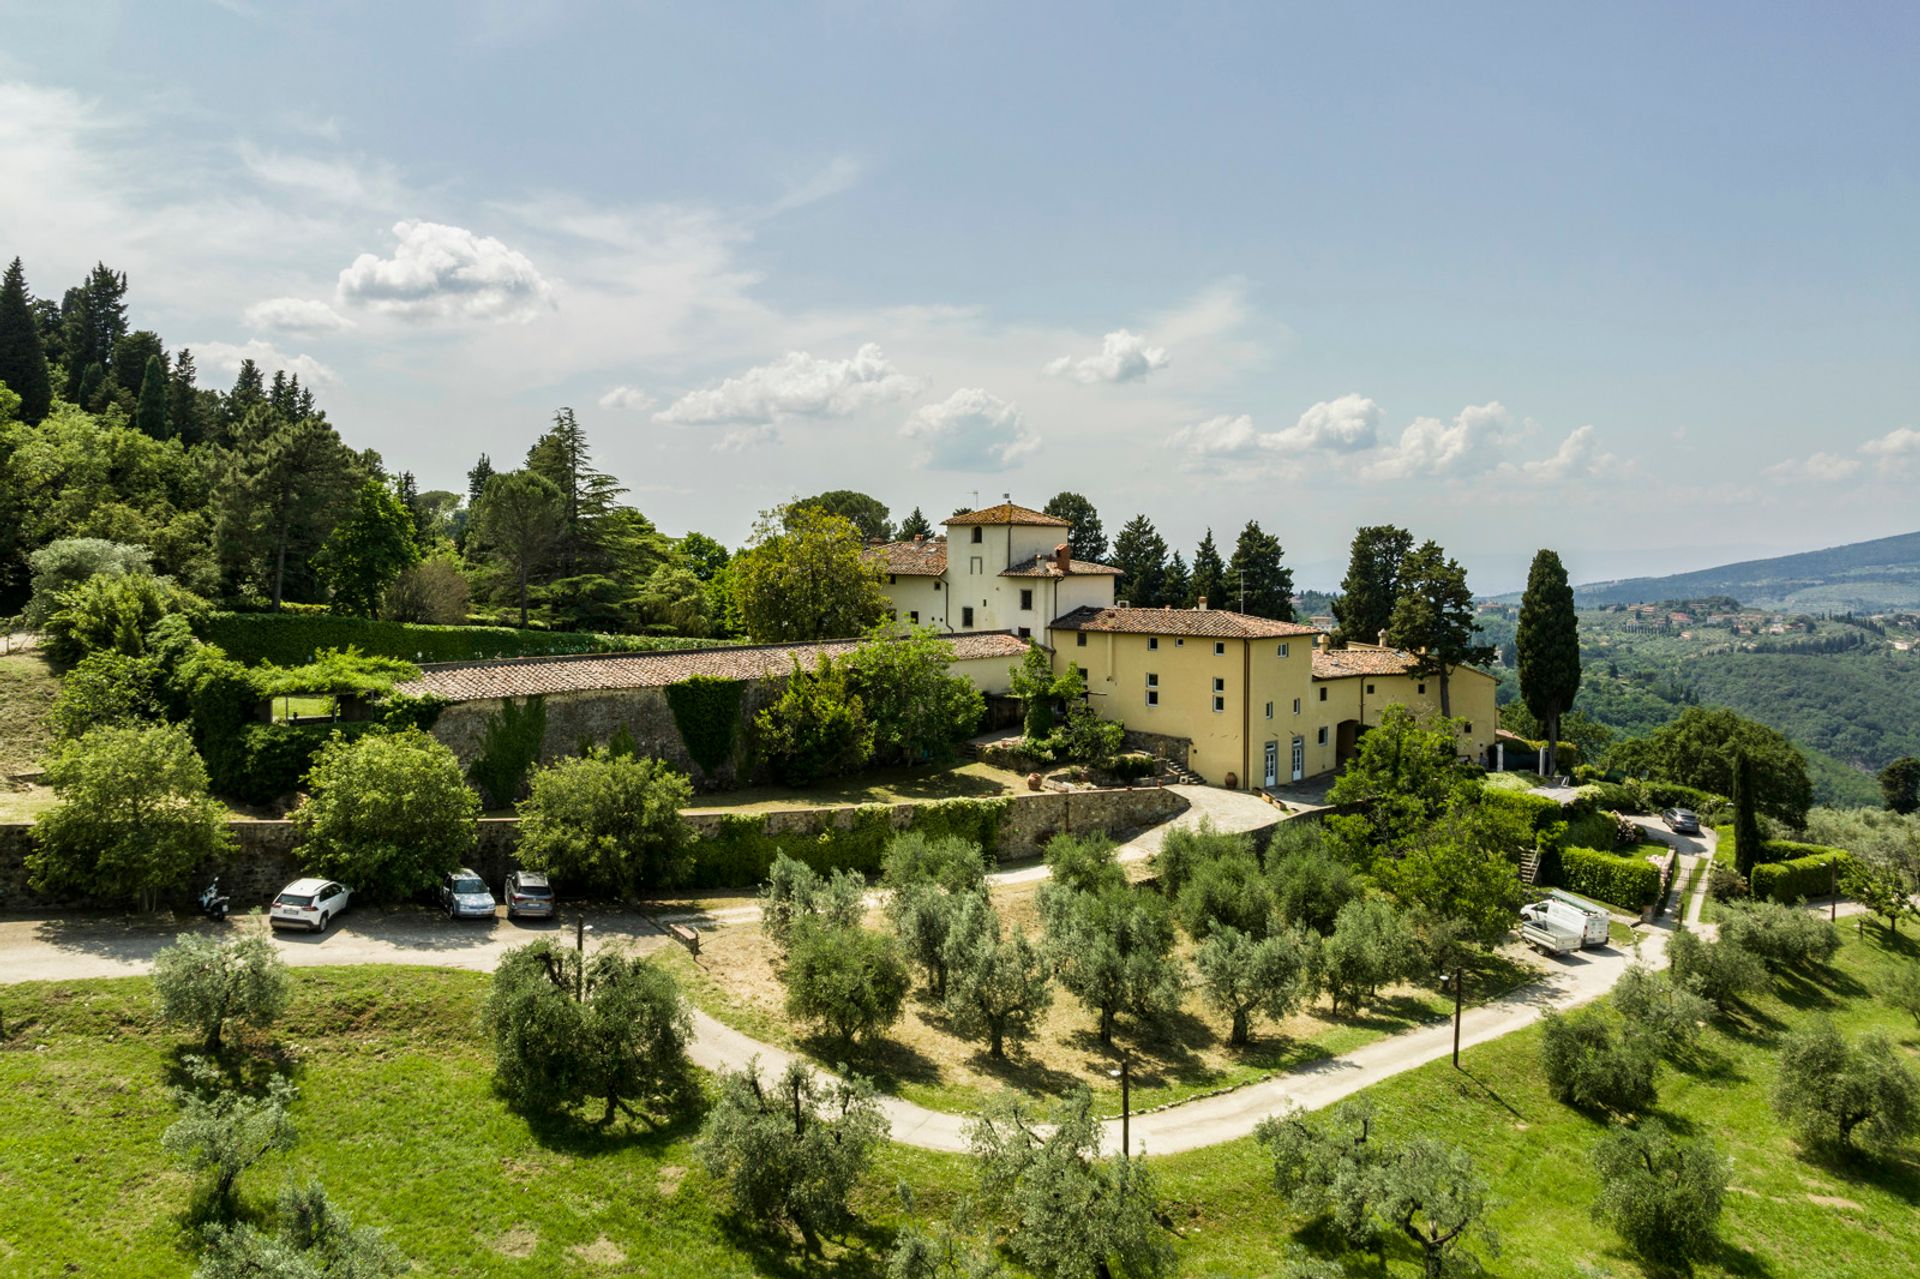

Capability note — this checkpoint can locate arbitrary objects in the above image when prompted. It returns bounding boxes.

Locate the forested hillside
[1568,529,1920,611]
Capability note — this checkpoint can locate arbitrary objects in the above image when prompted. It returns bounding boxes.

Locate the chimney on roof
[1054,542,1070,572]
[913,533,924,544]
[1002,492,1011,503]
[1317,633,1330,650]
[1197,596,1207,610]
[1377,629,1387,647]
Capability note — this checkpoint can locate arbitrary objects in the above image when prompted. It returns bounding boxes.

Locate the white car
[271,878,351,933]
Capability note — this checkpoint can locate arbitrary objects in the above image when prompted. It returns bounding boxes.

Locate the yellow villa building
[870,501,1499,790]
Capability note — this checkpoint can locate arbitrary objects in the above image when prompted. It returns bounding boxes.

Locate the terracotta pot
[1026,772,1043,791]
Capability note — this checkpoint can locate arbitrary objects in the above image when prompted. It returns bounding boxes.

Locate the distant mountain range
[1544,530,1920,612]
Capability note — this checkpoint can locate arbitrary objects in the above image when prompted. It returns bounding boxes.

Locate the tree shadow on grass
[961,1047,1082,1099]
[160,1036,302,1095]
[519,1097,705,1159]
[1799,1144,1920,1207]
[714,1213,892,1279]
[797,1031,942,1093]
[1671,1040,1745,1086]
[1716,1003,1786,1044]
[1772,963,1868,1012]
[1705,1234,1779,1278]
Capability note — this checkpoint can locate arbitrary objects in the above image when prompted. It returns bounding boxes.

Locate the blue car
[438,868,496,920]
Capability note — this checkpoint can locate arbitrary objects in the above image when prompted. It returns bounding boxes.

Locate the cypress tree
[135,354,170,438]
[1732,754,1763,881]
[1226,520,1294,619]
[77,361,107,411]
[466,453,496,507]
[1516,548,1582,776]
[1332,524,1414,647]
[1190,529,1226,610]
[0,257,53,424]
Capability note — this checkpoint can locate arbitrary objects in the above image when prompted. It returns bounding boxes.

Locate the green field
[3,927,1915,1277]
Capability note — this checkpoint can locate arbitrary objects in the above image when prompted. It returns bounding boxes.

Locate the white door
[1291,736,1305,782]
[1263,741,1279,788]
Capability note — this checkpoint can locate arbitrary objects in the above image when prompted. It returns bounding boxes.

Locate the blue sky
[3,1,1915,592]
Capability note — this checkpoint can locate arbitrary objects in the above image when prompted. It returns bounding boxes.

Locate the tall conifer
[0,257,53,424]
[1517,548,1582,775]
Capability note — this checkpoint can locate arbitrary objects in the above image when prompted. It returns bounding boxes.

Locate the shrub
[1750,848,1851,904]
[1195,924,1317,1046]
[663,675,744,774]
[1667,926,1766,1011]
[293,728,480,901]
[152,934,291,1053]
[1321,897,1420,1014]
[759,852,866,952]
[1558,845,1660,910]
[754,656,873,786]
[23,538,153,627]
[942,893,1052,1059]
[785,924,911,1045]
[842,624,986,766]
[1105,752,1156,782]
[197,1181,408,1279]
[1060,700,1126,764]
[1717,898,1840,969]
[467,695,547,808]
[161,1060,297,1217]
[1707,861,1749,903]
[381,555,470,624]
[515,753,694,895]
[1539,1007,1657,1114]
[48,650,162,739]
[1773,1021,1920,1156]
[1590,1120,1727,1263]
[43,571,209,668]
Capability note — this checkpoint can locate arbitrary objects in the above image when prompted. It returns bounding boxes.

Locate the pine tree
[1226,520,1294,619]
[220,359,268,442]
[134,354,170,439]
[1516,548,1581,775]
[1332,525,1414,647]
[1043,491,1107,561]
[166,349,206,445]
[215,416,362,608]
[1387,541,1493,717]
[1164,551,1191,607]
[525,407,631,629]
[0,257,53,424]
[59,263,128,399]
[467,453,495,507]
[1111,515,1169,606]
[897,506,934,540]
[77,361,107,411]
[1190,528,1226,610]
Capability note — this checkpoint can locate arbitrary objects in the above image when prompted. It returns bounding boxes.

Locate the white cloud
[597,385,657,412]
[1765,451,1861,483]
[195,338,338,385]
[901,388,1040,471]
[1515,424,1614,481]
[1045,329,1169,384]
[240,144,404,207]
[654,343,923,424]
[244,296,354,333]
[1861,426,1920,473]
[1269,393,1382,452]
[1364,401,1514,480]
[1167,413,1260,457]
[714,425,779,452]
[337,220,554,322]
[766,154,866,215]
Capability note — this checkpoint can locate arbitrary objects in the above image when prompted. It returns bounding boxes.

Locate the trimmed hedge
[1583,778,1727,820]
[1478,787,1566,834]
[203,611,740,667]
[1558,845,1662,911]
[1499,737,1583,771]
[684,796,1012,889]
[1749,846,1850,904]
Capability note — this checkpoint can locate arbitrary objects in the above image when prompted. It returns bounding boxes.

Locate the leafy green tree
[1008,643,1074,738]
[1175,845,1275,939]
[24,536,154,626]
[1038,832,1128,904]
[942,893,1052,1059]
[678,530,731,579]
[153,933,292,1053]
[0,256,53,424]
[1194,924,1316,1045]
[1266,825,1362,935]
[195,1180,409,1279]
[215,415,363,609]
[1609,963,1712,1059]
[1044,880,1182,1045]
[795,489,892,541]
[48,649,162,739]
[896,506,935,542]
[754,655,874,785]
[1110,514,1169,607]
[1772,1020,1920,1156]
[1256,1101,1385,1248]
[629,563,713,635]
[730,504,889,642]
[1378,804,1527,946]
[1151,821,1252,900]
[1375,1138,1499,1279]
[1225,520,1294,620]
[382,553,471,624]
[1666,925,1766,1011]
[134,353,170,439]
[514,753,694,895]
[485,940,695,1123]
[1188,528,1226,609]
[316,478,420,617]
[784,923,911,1045]
[1538,1007,1658,1114]
[883,831,989,895]
[1718,898,1840,969]
[466,469,564,627]
[760,852,866,951]
[1387,540,1493,716]
[28,723,233,913]
[888,881,968,998]
[1320,896,1419,1014]
[1325,706,1471,859]
[1589,1120,1727,1265]
[844,624,986,765]
[43,571,208,667]
[1060,700,1125,764]
[162,1060,297,1217]
[293,728,480,901]
[1516,549,1581,775]
[1609,706,1814,826]
[1880,756,1920,815]
[1042,491,1106,562]
[697,1059,887,1251]
[967,1089,1174,1279]
[1332,525,1413,647]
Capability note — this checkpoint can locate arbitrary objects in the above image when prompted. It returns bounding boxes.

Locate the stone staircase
[1159,760,1205,786]
[1518,848,1542,886]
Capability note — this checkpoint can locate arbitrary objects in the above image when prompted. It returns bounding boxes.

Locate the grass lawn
[270,694,335,721]
[1481,770,1546,792]
[0,651,58,777]
[681,761,1024,813]
[3,929,1915,1277]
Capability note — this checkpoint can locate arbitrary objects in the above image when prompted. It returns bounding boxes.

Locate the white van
[1520,897,1608,948]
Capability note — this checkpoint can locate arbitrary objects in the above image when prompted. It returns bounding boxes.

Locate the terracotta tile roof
[1001,553,1123,578]
[865,539,948,576]
[1311,645,1423,679]
[1049,605,1322,639]
[944,502,1071,528]
[394,632,1032,703]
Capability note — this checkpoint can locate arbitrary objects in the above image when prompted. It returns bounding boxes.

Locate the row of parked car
[267,869,557,934]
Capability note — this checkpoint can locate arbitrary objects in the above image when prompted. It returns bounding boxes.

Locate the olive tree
[1044,882,1182,1046]
[196,1180,408,1279]
[942,893,1052,1060]
[1773,1020,1920,1156]
[1590,1120,1728,1264]
[514,753,694,895]
[484,940,694,1124]
[1718,898,1840,970]
[1375,1137,1499,1279]
[1266,825,1361,936]
[1319,897,1420,1014]
[1666,924,1766,1012]
[293,728,480,902]
[967,1088,1174,1279]
[1194,924,1317,1047]
[153,933,291,1053]
[1609,963,1712,1059]
[161,1059,297,1216]
[783,923,911,1046]
[760,852,865,953]
[1538,1007,1658,1115]
[696,1059,887,1251]
[884,832,990,997]
[28,722,233,913]
[1174,847,1275,940]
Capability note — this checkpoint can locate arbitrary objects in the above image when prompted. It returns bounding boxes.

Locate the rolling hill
[1564,530,1920,611]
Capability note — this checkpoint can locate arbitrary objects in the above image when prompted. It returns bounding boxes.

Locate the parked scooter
[197,879,230,922]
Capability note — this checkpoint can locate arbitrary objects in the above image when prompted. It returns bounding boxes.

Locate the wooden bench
[666,922,700,956]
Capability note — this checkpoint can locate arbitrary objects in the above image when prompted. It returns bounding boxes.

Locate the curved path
[0,785,1676,1154]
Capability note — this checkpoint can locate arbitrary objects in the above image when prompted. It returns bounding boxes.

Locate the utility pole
[1108,1055,1132,1159]
[1829,857,1838,922]
[1441,967,1464,1067]
[574,914,593,1002]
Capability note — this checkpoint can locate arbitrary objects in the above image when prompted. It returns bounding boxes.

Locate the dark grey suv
[505,870,556,920]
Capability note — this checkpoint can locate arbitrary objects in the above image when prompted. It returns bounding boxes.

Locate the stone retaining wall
[0,785,1186,913]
